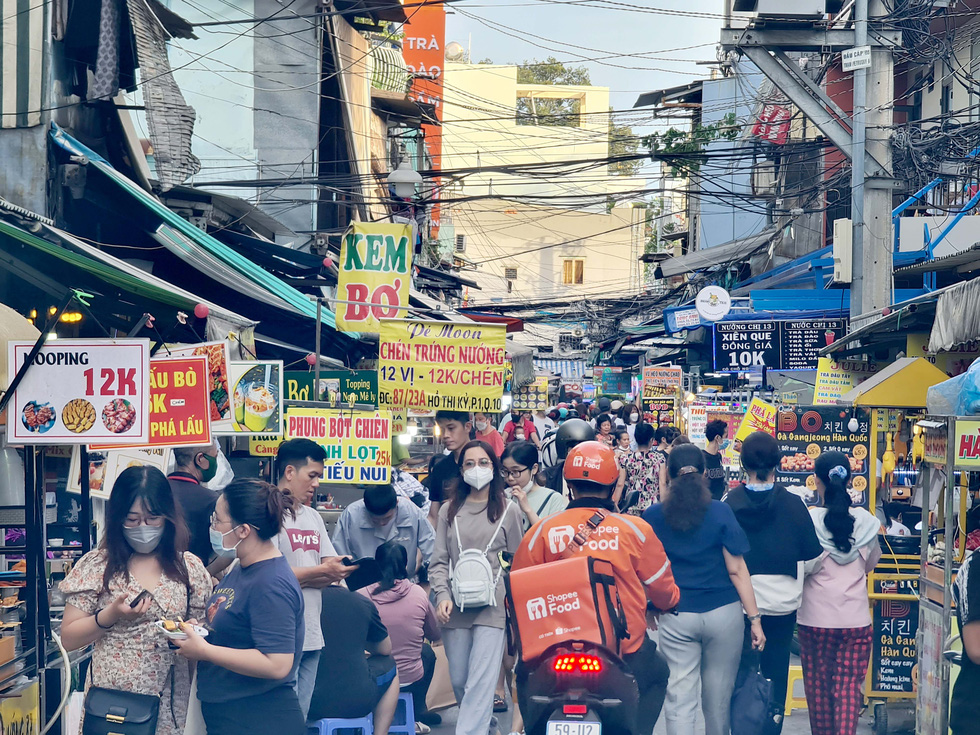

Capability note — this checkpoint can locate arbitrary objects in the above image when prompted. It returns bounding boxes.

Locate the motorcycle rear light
[563,705,588,715]
[553,655,603,674]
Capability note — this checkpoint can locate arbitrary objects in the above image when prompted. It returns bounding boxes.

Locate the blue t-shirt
[197,554,305,703]
[643,500,750,613]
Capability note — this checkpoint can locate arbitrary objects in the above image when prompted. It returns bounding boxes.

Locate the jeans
[443,626,506,735]
[295,649,322,721]
[402,642,437,720]
[658,601,744,735]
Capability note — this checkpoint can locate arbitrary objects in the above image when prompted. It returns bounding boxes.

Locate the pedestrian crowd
[60,398,884,735]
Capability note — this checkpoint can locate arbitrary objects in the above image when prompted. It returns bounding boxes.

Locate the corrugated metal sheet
[1,0,43,128]
[533,359,587,379]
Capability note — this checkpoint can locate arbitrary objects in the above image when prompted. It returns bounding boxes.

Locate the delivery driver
[512,441,680,735]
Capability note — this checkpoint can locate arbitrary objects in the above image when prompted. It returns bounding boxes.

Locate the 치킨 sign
[378,319,507,412]
[7,339,150,445]
[285,407,392,484]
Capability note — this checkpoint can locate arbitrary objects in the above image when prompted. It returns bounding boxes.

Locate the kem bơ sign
[337,222,413,332]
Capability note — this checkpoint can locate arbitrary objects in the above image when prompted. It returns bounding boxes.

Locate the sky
[446,0,727,115]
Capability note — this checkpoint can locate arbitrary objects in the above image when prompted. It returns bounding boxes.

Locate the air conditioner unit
[504,267,518,281]
[733,0,841,16]
[455,234,467,253]
[832,218,852,283]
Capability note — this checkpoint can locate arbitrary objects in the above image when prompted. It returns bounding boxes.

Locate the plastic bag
[927,357,980,415]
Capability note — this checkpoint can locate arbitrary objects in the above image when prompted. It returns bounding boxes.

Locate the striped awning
[533,359,587,380]
[1,0,43,128]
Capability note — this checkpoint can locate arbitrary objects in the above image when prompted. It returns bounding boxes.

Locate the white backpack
[450,503,512,611]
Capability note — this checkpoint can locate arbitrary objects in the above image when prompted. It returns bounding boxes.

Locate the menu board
[513,376,549,411]
[713,319,848,371]
[774,406,871,506]
[642,384,676,426]
[870,576,919,694]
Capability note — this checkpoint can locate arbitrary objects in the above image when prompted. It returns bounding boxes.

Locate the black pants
[401,642,436,719]
[741,612,797,735]
[622,639,671,735]
[202,685,305,735]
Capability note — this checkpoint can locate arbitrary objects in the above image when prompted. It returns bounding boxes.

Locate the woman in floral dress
[60,466,212,735]
[622,423,667,515]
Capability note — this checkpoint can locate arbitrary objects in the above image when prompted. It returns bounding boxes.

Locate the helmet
[564,441,619,486]
[610,400,624,412]
[557,407,569,420]
[540,433,559,468]
[555,418,595,459]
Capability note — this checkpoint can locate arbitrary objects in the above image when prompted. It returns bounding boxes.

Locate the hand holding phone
[130,589,152,609]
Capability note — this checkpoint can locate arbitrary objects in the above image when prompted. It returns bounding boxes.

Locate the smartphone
[129,589,151,608]
[342,557,371,567]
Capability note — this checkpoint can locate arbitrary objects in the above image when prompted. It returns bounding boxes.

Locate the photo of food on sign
[232,363,281,433]
[195,343,230,422]
[22,401,56,433]
[774,406,871,507]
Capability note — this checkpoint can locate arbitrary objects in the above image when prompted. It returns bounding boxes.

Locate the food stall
[834,357,951,733]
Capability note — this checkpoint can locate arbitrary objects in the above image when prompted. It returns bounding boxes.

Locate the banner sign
[870,576,918,694]
[513,376,549,411]
[68,445,170,500]
[221,361,283,436]
[249,435,283,457]
[90,357,210,450]
[906,333,980,377]
[663,306,702,334]
[284,370,378,406]
[164,341,233,432]
[688,404,708,445]
[642,384,676,426]
[378,319,506,412]
[285,407,392,484]
[337,222,413,332]
[954,419,980,469]
[923,423,948,465]
[713,319,847,371]
[751,103,792,145]
[8,339,151,445]
[643,366,683,389]
[734,398,777,443]
[814,357,879,405]
[774,406,871,507]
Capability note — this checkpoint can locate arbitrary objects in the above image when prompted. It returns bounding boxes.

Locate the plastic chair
[308,714,374,735]
[784,664,807,716]
[388,693,416,735]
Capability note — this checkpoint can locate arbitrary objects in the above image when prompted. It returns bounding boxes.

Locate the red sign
[90,357,211,449]
[751,104,792,145]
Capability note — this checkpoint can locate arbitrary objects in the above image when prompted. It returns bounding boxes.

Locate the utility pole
[849,0,868,318]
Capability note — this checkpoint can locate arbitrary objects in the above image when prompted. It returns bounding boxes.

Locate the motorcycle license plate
[547,722,601,735]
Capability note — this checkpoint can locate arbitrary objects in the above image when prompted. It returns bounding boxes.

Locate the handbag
[729,652,775,735]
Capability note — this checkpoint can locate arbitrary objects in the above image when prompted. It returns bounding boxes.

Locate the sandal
[493,695,508,713]
[415,723,431,735]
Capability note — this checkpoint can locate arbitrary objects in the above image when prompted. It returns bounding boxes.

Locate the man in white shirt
[274,438,354,720]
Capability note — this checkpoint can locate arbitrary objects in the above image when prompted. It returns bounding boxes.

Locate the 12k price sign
[285,407,392,484]
[90,357,211,450]
[7,339,150,445]
[378,319,506,412]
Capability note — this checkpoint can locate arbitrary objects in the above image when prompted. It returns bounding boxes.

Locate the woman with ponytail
[798,452,881,735]
[173,479,306,735]
[644,445,764,735]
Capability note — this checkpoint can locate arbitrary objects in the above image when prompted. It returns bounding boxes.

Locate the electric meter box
[733,0,836,16]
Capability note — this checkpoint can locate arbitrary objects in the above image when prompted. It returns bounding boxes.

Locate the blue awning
[534,359,587,379]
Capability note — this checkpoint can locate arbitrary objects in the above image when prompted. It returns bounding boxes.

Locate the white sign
[7,340,151,445]
[842,46,872,71]
[695,286,732,322]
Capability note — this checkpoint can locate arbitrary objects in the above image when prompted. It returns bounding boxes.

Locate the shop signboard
[285,407,392,484]
[688,404,708,446]
[643,366,683,389]
[513,376,549,411]
[336,222,413,332]
[906,333,980,377]
[68,445,170,500]
[814,356,879,405]
[249,435,283,457]
[713,319,848,372]
[916,603,945,734]
[7,339,151,445]
[922,424,948,465]
[774,406,871,506]
[223,361,283,436]
[90,357,210,450]
[378,319,506,412]
[164,341,233,432]
[642,384,676,426]
[734,398,777,444]
[954,419,980,469]
[594,367,631,395]
[870,576,919,695]
[582,383,596,401]
[284,370,378,406]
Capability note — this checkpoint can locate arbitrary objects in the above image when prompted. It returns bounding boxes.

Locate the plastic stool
[308,714,374,735]
[784,665,807,716]
[388,693,416,735]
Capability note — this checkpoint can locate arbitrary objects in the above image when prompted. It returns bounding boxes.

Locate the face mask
[720,439,730,451]
[463,466,494,490]
[630,414,639,423]
[745,482,774,493]
[522,479,534,493]
[475,421,489,432]
[199,453,219,483]
[124,525,164,554]
[210,525,244,558]
[515,432,525,441]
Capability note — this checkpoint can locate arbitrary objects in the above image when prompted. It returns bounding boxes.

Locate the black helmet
[556,418,596,459]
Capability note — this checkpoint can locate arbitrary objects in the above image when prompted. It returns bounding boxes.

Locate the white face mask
[475,421,489,432]
[630,414,639,423]
[463,466,495,490]
[522,478,534,493]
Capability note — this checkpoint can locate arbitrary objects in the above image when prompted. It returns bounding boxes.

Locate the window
[504,266,518,281]
[455,234,467,253]
[558,332,584,352]
[562,259,584,285]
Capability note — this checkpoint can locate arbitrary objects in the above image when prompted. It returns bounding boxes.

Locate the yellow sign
[906,334,980,377]
[513,376,549,411]
[337,222,413,332]
[378,319,507,412]
[249,435,283,457]
[285,407,393,483]
[814,357,879,405]
[734,398,777,442]
[954,419,980,469]
[0,680,39,735]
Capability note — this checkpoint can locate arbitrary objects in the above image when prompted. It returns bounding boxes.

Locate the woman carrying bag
[60,466,212,735]
[428,440,523,735]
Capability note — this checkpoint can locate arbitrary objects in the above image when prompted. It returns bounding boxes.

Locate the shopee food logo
[570,454,603,471]
[549,526,575,554]
[526,597,547,621]
[525,592,582,621]
[548,523,619,553]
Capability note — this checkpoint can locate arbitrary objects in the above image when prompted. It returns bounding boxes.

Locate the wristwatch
[747,613,762,622]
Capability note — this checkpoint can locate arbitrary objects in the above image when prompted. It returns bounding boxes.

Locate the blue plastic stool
[308,714,374,735]
[388,693,416,735]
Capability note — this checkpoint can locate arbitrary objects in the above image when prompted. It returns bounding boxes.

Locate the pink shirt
[361,580,441,684]
[797,540,881,629]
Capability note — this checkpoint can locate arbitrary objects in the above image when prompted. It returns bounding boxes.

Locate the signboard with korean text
[870,576,918,695]
[814,356,878,405]
[223,361,283,436]
[284,370,378,406]
[774,406,871,506]
[8,339,151,445]
[90,357,210,450]
[285,407,392,484]
[714,319,847,371]
[954,419,980,469]
[512,376,549,411]
[337,222,413,332]
[378,319,506,412]
[164,341,233,432]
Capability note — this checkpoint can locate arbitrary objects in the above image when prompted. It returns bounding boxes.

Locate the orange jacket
[513,500,680,654]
